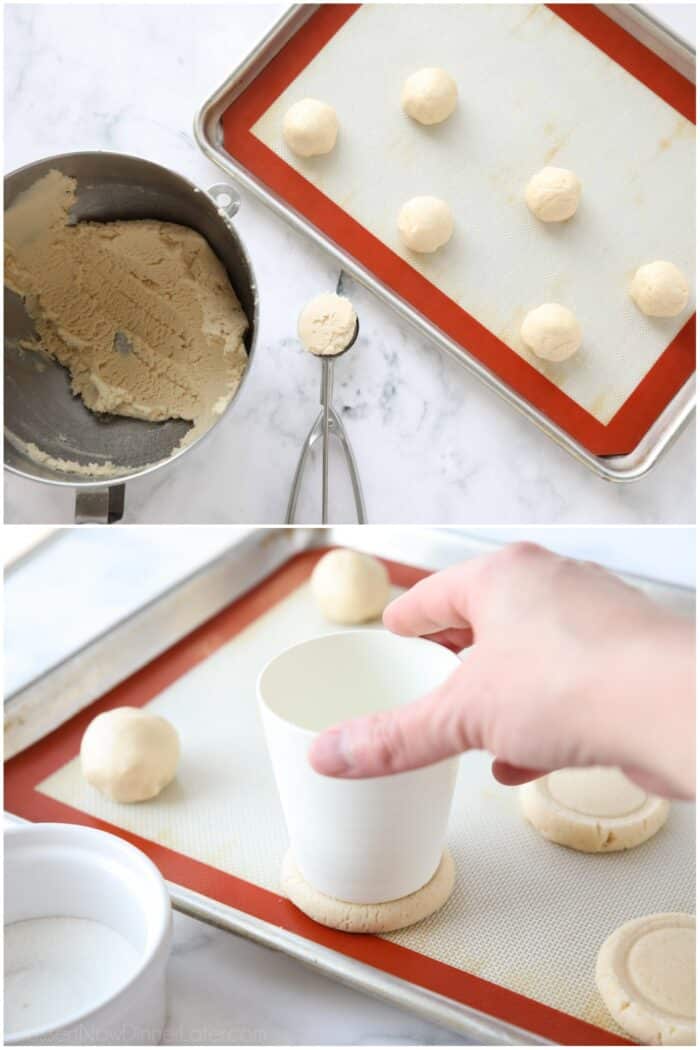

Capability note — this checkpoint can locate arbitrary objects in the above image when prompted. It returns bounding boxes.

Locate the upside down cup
[258,630,461,904]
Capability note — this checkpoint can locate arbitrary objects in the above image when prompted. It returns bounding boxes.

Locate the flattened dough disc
[520,767,670,852]
[596,912,695,1045]
[281,849,455,933]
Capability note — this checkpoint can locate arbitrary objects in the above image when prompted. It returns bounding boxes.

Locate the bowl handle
[208,183,241,219]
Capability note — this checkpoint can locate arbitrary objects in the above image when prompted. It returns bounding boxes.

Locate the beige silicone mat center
[38,579,695,1038]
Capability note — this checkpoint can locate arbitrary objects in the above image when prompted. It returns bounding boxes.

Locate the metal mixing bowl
[4,151,258,521]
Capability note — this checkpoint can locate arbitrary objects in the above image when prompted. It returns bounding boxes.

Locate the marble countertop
[4,4,696,525]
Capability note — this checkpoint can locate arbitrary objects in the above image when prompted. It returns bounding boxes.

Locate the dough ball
[298,293,357,356]
[398,196,454,253]
[401,67,458,126]
[596,913,695,1045]
[283,98,338,158]
[630,260,689,318]
[282,849,455,932]
[311,548,390,625]
[525,166,581,222]
[81,706,180,803]
[520,766,670,852]
[521,303,582,362]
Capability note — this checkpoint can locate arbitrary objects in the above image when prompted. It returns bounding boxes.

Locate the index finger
[383,556,488,637]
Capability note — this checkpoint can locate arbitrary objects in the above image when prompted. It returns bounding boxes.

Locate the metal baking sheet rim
[193,3,696,483]
[4,526,694,1045]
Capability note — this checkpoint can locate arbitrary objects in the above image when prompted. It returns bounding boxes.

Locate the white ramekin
[4,822,172,1045]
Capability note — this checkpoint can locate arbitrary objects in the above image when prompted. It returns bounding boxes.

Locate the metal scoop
[286,285,366,524]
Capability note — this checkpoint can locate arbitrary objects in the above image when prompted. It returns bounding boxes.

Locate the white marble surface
[3,4,696,525]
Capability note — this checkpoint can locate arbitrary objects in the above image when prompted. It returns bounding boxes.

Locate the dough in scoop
[402,68,458,126]
[520,767,670,852]
[630,261,689,318]
[521,303,582,361]
[525,166,581,222]
[281,849,455,932]
[298,293,356,356]
[398,196,454,253]
[311,548,390,624]
[283,99,338,157]
[81,706,180,803]
[596,912,695,1045]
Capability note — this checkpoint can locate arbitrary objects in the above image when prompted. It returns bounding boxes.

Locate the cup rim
[4,822,172,1044]
[256,628,462,739]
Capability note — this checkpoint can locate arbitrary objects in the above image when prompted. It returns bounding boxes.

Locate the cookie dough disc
[596,913,695,1045]
[281,849,455,932]
[520,767,670,852]
[630,261,689,318]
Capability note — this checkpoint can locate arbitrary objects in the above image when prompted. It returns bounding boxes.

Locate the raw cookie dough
[520,766,670,852]
[521,303,582,362]
[283,98,338,157]
[311,548,391,624]
[398,196,454,253]
[401,68,458,126]
[4,170,248,452]
[525,166,581,222]
[596,913,695,1045]
[298,293,357,356]
[281,849,455,932]
[81,707,180,803]
[630,261,689,318]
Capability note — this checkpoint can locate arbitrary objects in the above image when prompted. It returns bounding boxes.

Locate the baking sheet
[251,4,694,424]
[16,563,695,1045]
[215,3,696,461]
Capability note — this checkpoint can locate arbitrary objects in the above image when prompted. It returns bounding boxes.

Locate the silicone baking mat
[5,550,694,1045]
[222,4,696,456]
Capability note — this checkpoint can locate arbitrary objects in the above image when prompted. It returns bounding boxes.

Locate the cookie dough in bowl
[520,766,670,852]
[281,849,455,932]
[596,912,695,1045]
[4,151,258,500]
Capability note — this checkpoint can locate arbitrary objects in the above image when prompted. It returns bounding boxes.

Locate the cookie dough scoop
[286,287,366,524]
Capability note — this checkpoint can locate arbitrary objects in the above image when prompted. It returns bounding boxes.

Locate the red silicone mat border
[220,3,695,457]
[5,549,630,1046]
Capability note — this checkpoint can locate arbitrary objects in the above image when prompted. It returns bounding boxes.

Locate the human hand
[309,543,694,800]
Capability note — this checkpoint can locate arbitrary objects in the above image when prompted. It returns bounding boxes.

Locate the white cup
[258,630,461,904]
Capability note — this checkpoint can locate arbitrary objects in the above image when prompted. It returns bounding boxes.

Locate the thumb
[308,659,485,778]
